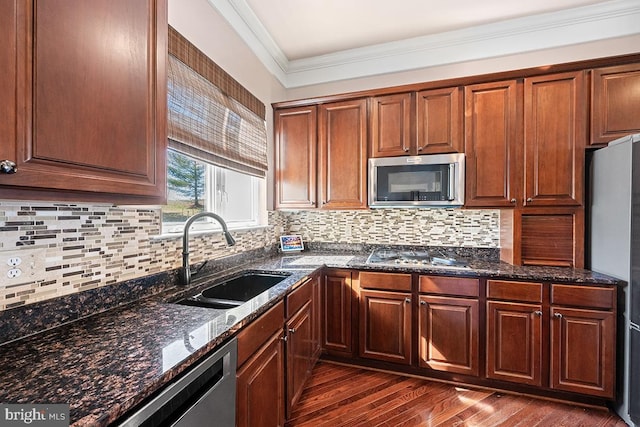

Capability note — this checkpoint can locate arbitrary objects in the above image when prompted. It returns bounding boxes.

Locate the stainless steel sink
[175,271,290,310]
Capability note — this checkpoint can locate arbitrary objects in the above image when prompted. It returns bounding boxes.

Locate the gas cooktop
[365,248,471,270]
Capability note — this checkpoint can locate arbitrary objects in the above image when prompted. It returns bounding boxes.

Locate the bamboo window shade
[167,26,268,177]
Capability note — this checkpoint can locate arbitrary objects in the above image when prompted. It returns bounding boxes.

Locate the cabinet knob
[404,297,411,303]
[417,146,423,152]
[510,198,516,203]
[0,160,17,174]
[420,300,426,306]
[526,197,533,202]
[533,310,542,316]
[281,335,287,342]
[288,328,296,334]
[554,312,563,319]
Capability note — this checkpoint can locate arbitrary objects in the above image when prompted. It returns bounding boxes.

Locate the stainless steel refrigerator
[590,132,640,426]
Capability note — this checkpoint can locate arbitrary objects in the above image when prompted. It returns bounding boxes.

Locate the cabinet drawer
[287,277,314,318]
[551,284,615,310]
[487,280,543,303]
[360,271,412,292]
[237,300,285,367]
[419,276,479,297]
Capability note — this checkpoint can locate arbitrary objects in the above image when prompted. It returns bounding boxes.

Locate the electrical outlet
[0,248,46,284]
[7,268,22,279]
[7,256,22,267]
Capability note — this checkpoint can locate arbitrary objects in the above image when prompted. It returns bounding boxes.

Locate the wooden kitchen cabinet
[237,330,286,427]
[322,269,355,357]
[0,0,167,204]
[274,106,317,209]
[358,271,412,364]
[415,87,464,154]
[369,93,412,157]
[591,63,640,146]
[464,80,521,207]
[418,276,480,376]
[286,301,313,416]
[236,301,285,427]
[486,280,543,386]
[359,289,412,365]
[524,71,586,207]
[318,99,368,209]
[550,284,616,398]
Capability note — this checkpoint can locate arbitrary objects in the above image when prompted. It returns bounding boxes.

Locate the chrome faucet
[181,212,236,286]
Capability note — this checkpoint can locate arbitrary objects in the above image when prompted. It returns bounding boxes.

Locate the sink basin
[176,271,290,310]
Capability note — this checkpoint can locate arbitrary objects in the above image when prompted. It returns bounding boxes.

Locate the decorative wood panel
[521,213,576,267]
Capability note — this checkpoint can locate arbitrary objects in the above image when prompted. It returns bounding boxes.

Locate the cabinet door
[524,72,585,207]
[312,274,323,362]
[369,93,412,157]
[359,290,412,365]
[416,87,463,154]
[274,106,317,209]
[286,301,314,416]
[322,270,353,356]
[1,0,167,203]
[318,99,368,209]
[464,80,520,207]
[237,330,285,427]
[419,295,479,376]
[0,0,22,173]
[591,63,640,146]
[550,307,615,398]
[486,301,543,386]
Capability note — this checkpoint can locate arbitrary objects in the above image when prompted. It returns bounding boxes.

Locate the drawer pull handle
[510,198,516,203]
[420,300,426,306]
[288,328,296,334]
[405,297,411,303]
[554,312,563,319]
[533,310,542,316]
[526,197,533,202]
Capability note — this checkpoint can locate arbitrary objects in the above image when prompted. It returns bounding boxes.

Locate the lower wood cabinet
[322,269,354,356]
[359,289,412,364]
[237,330,286,427]
[286,300,314,416]
[486,280,616,399]
[550,284,616,398]
[486,300,543,386]
[418,276,480,377]
[236,301,286,427]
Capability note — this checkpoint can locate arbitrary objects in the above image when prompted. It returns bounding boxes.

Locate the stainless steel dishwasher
[118,338,237,427]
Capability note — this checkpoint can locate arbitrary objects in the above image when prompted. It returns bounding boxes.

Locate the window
[162,150,265,234]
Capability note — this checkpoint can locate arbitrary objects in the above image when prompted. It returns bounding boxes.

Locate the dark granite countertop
[0,249,621,426]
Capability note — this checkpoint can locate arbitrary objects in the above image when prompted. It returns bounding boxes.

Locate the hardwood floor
[287,362,627,427]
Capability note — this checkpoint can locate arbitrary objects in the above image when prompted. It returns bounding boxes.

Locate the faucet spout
[181,212,236,286]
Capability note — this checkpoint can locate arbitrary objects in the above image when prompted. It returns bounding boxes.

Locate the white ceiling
[207,0,640,87]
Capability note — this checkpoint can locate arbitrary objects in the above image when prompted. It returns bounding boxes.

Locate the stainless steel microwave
[368,153,465,208]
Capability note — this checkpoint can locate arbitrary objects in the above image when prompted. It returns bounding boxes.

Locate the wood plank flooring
[287,362,627,427]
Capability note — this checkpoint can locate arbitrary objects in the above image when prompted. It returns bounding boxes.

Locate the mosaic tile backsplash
[0,201,498,312]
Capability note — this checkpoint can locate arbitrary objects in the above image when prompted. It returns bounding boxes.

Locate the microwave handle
[448,164,455,201]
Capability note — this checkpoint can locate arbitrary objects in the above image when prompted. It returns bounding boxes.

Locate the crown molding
[207,0,640,88]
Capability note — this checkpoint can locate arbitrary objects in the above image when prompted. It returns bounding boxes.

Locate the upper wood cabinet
[416,87,464,154]
[524,71,586,207]
[274,106,317,209]
[0,0,167,204]
[369,93,412,157]
[464,80,521,208]
[591,63,640,146]
[369,88,463,158]
[318,99,368,209]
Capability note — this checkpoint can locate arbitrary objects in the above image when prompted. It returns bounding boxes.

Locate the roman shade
[167,27,268,177]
